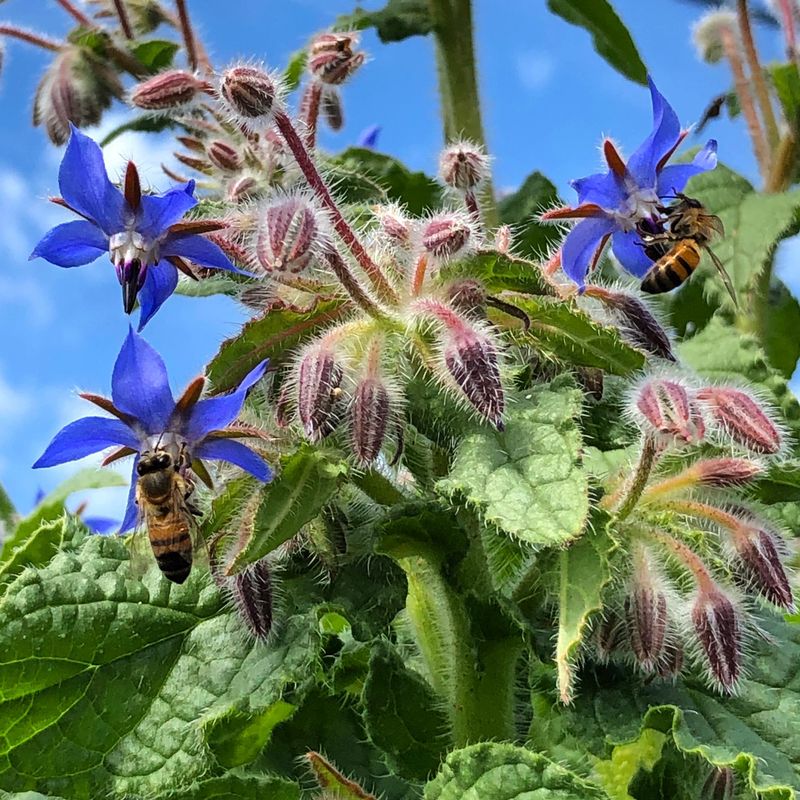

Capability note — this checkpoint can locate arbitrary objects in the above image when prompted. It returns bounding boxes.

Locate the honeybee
[637,194,737,306]
[135,436,200,584]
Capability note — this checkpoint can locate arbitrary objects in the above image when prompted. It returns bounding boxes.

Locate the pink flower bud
[735,526,794,610]
[257,195,324,275]
[701,767,734,800]
[321,86,344,130]
[229,559,274,641]
[697,386,782,454]
[297,342,344,442]
[351,377,391,464]
[421,212,473,260]
[634,378,704,444]
[694,457,762,487]
[308,31,365,85]
[438,141,491,190]
[446,279,487,316]
[624,585,669,672]
[220,65,279,122]
[373,204,413,248]
[207,139,243,172]
[594,612,622,663]
[130,69,207,110]
[227,175,259,203]
[691,586,742,692]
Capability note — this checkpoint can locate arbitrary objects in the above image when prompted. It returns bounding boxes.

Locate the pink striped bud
[701,767,734,800]
[446,279,487,316]
[373,204,413,248]
[207,139,242,172]
[694,457,762,487]
[308,32,365,85]
[257,195,324,274]
[594,611,622,663]
[697,386,782,454]
[130,69,207,110]
[634,378,704,444]
[351,377,391,464]
[321,86,344,130]
[691,586,742,692]
[297,342,343,442]
[735,526,794,610]
[421,212,473,260]
[624,585,669,672]
[230,559,274,641]
[438,140,491,190]
[220,65,279,122]
[227,175,259,203]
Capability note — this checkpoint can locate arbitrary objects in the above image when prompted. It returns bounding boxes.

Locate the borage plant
[2,1,800,799]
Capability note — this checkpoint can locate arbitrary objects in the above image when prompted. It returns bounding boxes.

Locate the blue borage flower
[33,328,272,532]
[30,125,247,329]
[543,77,718,288]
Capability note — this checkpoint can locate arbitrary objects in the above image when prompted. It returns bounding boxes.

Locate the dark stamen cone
[691,587,742,692]
[624,586,669,672]
[351,377,391,464]
[701,767,735,800]
[230,559,274,641]
[697,386,782,454]
[297,344,343,442]
[736,527,795,611]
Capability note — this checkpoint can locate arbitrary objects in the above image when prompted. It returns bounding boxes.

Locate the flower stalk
[0,25,61,51]
[54,0,93,26]
[175,0,209,73]
[111,0,134,39]
[610,434,660,519]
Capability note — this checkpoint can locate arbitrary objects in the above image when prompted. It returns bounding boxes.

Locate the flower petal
[561,217,616,287]
[656,139,718,197]
[182,360,269,442]
[119,458,140,533]
[30,220,108,267]
[611,229,655,278]
[570,170,625,209]
[161,233,248,274]
[82,516,120,534]
[59,125,125,235]
[33,417,138,468]
[137,261,179,331]
[138,182,197,239]
[193,438,273,482]
[112,327,174,433]
[626,77,681,189]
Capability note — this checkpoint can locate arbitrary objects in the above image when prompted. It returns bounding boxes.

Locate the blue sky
[0,0,791,519]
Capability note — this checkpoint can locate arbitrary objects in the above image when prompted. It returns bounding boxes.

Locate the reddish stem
[175,0,210,73]
[323,249,384,318]
[0,25,61,51]
[112,0,135,39]
[778,0,798,60]
[411,254,429,296]
[54,0,94,26]
[300,82,322,150]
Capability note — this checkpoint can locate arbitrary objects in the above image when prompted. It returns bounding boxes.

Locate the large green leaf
[497,170,562,258]
[547,0,647,85]
[510,294,646,375]
[439,251,554,296]
[336,0,433,42]
[424,742,609,799]
[0,484,15,532]
[206,298,347,393]
[0,535,322,798]
[362,640,449,781]
[437,381,589,548]
[130,39,179,73]
[226,446,348,574]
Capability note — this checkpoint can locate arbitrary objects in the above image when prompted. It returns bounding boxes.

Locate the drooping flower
[31,125,246,328]
[33,328,272,532]
[544,77,718,288]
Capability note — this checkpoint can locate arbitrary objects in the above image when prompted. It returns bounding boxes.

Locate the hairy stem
[0,25,61,51]
[274,110,398,303]
[614,434,659,520]
[323,249,385,319]
[112,0,134,38]
[175,0,210,72]
[428,0,498,227]
[54,0,93,26]
[641,528,716,593]
[300,82,322,150]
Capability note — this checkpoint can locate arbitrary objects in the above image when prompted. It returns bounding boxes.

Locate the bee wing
[172,476,210,568]
[707,247,738,308]
[125,525,156,579]
[705,214,725,237]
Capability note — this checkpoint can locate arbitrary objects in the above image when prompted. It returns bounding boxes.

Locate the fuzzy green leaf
[510,294,646,374]
[439,251,554,296]
[362,640,449,781]
[761,279,800,379]
[206,298,347,392]
[547,0,647,85]
[424,742,609,799]
[336,0,433,42]
[0,484,15,532]
[131,39,180,73]
[498,171,562,258]
[227,446,348,573]
[283,48,308,91]
[177,773,300,800]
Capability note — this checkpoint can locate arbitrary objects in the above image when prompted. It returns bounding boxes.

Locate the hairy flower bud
[701,767,735,800]
[446,279,487,316]
[692,11,737,64]
[657,640,685,679]
[321,86,344,130]
[625,586,669,672]
[230,558,274,641]
[694,457,762,487]
[421,212,474,260]
[308,31,365,85]
[594,611,622,663]
[634,378,704,444]
[373,204,413,248]
[297,342,344,442]
[691,586,742,692]
[227,175,259,203]
[735,526,794,610]
[257,194,324,274]
[351,377,391,464]
[207,139,243,172]
[130,69,207,110]
[438,140,491,190]
[220,65,280,123]
[697,386,782,454]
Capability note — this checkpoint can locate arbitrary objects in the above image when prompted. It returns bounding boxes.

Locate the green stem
[428,0,498,228]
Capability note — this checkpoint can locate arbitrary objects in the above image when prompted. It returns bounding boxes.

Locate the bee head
[138,449,174,475]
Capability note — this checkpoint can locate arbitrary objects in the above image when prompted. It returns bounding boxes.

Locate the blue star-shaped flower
[34,328,273,532]
[31,125,245,329]
[544,77,718,288]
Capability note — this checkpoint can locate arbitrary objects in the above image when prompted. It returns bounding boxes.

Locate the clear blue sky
[0,0,790,518]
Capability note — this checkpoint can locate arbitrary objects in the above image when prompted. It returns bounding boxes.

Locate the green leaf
[509,294,646,375]
[771,62,800,126]
[424,742,609,799]
[497,171,562,258]
[0,483,16,531]
[130,39,180,73]
[99,114,176,146]
[0,535,324,798]
[437,380,589,548]
[439,251,554,296]
[174,274,243,298]
[178,772,300,800]
[306,751,379,799]
[227,446,348,573]
[761,278,800,379]
[555,521,614,704]
[206,298,347,392]
[283,48,308,91]
[362,640,449,781]
[336,0,433,42]
[547,0,647,85]
[327,148,442,215]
